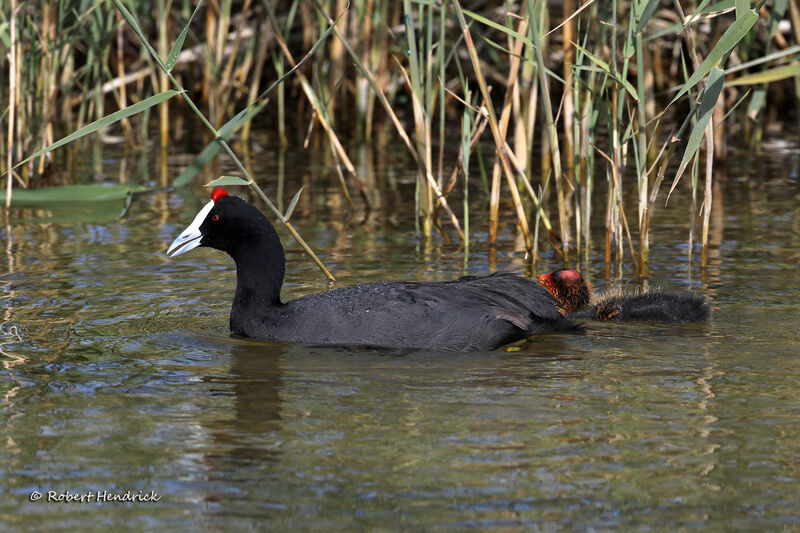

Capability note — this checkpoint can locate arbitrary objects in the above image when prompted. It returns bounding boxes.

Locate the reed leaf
[669,8,757,106]
[166,0,204,71]
[112,0,168,72]
[573,43,638,100]
[724,44,800,74]
[728,63,800,86]
[767,0,789,36]
[735,0,749,17]
[460,8,534,48]
[647,0,733,41]
[283,186,304,222]
[635,0,661,32]
[746,88,767,120]
[667,67,724,201]
[13,90,181,171]
[205,175,253,187]
[0,21,8,48]
[8,184,145,205]
[174,140,227,187]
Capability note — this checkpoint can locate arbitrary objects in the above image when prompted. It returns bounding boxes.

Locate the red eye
[211,214,220,222]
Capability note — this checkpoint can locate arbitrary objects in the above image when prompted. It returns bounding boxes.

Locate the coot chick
[167,188,578,351]
[537,268,710,323]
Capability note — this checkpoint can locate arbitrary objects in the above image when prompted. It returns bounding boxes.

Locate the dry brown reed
[1,0,792,278]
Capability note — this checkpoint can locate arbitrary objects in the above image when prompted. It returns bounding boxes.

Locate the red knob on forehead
[210,187,228,203]
[558,268,582,282]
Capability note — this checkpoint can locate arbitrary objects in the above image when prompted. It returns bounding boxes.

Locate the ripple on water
[1,157,800,531]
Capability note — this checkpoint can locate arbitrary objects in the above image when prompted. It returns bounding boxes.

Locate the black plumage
[169,191,578,351]
[569,292,711,322]
[538,268,710,323]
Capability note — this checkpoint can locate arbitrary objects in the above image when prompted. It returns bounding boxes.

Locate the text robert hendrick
[29,490,161,503]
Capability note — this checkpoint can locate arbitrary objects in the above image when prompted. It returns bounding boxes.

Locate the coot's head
[537,268,591,312]
[167,187,270,257]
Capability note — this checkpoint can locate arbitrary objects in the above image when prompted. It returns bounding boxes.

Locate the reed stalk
[265,6,358,209]
[5,0,17,208]
[115,11,135,144]
[526,0,569,257]
[242,15,273,143]
[1,1,786,277]
[634,3,649,275]
[561,0,575,177]
[451,0,532,251]
[491,10,530,248]
[574,12,599,268]
[460,89,473,265]
[402,0,434,237]
[157,0,171,149]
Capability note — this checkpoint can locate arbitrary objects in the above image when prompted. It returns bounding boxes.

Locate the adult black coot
[537,268,710,322]
[167,188,578,351]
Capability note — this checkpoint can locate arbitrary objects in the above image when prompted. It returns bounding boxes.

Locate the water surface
[1,139,799,530]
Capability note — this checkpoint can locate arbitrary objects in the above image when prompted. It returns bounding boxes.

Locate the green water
[1,141,799,530]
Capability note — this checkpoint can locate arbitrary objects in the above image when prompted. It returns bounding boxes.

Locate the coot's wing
[280,273,573,350]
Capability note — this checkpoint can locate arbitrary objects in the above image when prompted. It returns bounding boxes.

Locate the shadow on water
[198,331,590,466]
[202,340,286,472]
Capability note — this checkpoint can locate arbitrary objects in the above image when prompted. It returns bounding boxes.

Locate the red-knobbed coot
[167,188,579,351]
[537,268,710,322]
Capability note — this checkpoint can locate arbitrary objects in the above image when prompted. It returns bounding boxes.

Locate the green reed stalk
[5,0,17,208]
[437,0,447,190]
[461,90,473,266]
[526,0,568,257]
[402,0,434,237]
[451,0,533,251]
[606,0,621,276]
[572,15,594,267]
[561,0,575,179]
[523,41,539,202]
[639,112,694,268]
[633,3,649,275]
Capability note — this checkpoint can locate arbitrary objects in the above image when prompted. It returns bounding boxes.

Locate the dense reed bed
[2,0,799,277]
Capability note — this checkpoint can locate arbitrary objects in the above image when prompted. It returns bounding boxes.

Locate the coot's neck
[228,220,286,309]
